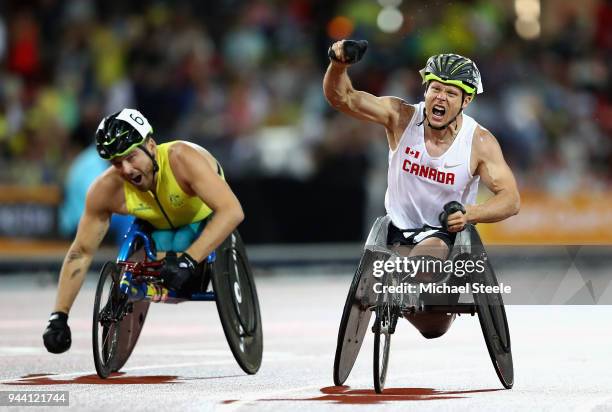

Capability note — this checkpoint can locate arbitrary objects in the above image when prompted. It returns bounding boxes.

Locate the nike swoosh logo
[444,163,462,168]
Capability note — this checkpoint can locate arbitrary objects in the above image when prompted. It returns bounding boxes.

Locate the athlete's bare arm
[53,174,122,313]
[447,127,520,231]
[169,142,244,262]
[323,40,414,150]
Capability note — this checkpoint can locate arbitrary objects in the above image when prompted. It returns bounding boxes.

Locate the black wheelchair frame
[333,216,513,393]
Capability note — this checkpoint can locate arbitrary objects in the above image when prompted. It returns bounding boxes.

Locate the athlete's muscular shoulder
[472,125,499,160]
[470,126,509,177]
[86,168,127,215]
[168,141,219,196]
[386,98,415,151]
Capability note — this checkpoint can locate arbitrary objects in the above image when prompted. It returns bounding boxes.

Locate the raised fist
[328,40,368,65]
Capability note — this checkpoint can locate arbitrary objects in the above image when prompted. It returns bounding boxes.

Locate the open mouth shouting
[130,174,143,185]
[431,104,446,121]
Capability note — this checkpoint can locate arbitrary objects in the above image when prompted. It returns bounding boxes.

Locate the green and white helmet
[419,53,483,95]
[95,109,153,160]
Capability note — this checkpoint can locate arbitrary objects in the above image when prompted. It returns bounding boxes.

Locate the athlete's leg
[173,224,197,253]
[151,229,175,260]
[404,237,458,339]
[169,221,209,293]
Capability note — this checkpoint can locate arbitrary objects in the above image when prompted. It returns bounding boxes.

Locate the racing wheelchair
[92,220,263,378]
[333,216,513,393]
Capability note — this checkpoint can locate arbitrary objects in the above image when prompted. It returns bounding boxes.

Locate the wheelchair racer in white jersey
[324,42,520,338]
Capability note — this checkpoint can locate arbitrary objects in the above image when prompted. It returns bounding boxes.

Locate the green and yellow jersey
[123,142,222,229]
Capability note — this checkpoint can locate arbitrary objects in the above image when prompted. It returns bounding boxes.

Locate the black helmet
[419,53,483,95]
[95,109,153,160]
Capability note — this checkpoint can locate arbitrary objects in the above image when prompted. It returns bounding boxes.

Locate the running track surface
[1,271,611,411]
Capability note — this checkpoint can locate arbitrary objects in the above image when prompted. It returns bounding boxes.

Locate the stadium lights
[376,0,403,34]
[377,6,404,33]
[514,0,541,40]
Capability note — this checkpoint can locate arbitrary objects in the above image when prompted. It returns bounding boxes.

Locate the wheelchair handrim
[227,248,258,336]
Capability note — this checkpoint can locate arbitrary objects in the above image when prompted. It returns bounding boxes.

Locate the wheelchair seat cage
[333,216,514,392]
[92,220,263,378]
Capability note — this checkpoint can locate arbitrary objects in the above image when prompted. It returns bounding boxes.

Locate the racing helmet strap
[138,145,159,174]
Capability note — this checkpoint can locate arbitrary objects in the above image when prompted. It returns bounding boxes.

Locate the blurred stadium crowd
[0,0,610,242]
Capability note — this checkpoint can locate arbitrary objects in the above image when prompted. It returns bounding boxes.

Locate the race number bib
[116,109,153,138]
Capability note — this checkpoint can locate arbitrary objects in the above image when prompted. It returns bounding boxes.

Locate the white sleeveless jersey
[384,101,480,229]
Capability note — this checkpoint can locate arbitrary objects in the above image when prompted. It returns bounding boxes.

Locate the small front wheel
[373,297,392,393]
[92,262,124,378]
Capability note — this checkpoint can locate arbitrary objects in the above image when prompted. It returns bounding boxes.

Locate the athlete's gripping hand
[439,201,467,232]
[43,312,72,354]
[160,251,198,291]
[328,39,368,65]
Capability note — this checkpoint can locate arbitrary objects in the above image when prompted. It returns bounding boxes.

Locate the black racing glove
[160,252,198,291]
[439,201,466,231]
[328,39,368,64]
[43,312,71,354]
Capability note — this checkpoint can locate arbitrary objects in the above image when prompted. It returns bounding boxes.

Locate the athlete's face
[424,81,472,128]
[110,141,156,191]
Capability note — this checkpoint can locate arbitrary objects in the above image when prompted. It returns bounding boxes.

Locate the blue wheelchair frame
[92,219,263,379]
[116,220,217,302]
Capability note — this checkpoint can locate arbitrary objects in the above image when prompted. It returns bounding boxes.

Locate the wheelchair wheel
[472,250,513,389]
[372,304,392,393]
[109,246,151,373]
[333,248,382,386]
[92,262,123,378]
[212,230,263,374]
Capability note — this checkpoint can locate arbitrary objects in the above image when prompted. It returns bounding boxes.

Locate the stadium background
[0,2,611,408]
[0,0,610,258]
